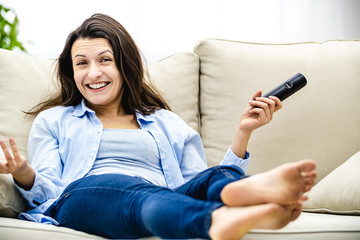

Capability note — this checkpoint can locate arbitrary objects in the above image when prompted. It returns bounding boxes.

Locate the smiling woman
[0,13,317,240]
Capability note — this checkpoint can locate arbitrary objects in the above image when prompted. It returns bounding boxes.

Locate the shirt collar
[135,111,155,125]
[72,99,155,124]
[72,99,95,117]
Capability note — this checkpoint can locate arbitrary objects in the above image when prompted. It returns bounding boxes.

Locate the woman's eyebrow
[73,50,114,60]
[99,50,114,56]
[73,54,86,60]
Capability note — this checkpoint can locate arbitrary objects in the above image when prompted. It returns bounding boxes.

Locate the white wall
[2,0,360,64]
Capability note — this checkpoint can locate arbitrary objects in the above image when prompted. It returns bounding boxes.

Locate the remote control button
[285,82,293,89]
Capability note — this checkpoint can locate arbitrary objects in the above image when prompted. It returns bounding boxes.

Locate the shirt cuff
[14,170,43,208]
[220,147,250,173]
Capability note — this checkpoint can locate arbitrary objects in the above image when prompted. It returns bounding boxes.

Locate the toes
[297,159,316,173]
[299,195,308,201]
[301,170,317,179]
[304,184,314,192]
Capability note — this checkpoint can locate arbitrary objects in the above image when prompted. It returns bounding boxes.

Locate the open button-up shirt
[17,99,250,224]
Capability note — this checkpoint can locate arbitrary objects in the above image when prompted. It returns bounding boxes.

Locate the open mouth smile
[86,82,110,90]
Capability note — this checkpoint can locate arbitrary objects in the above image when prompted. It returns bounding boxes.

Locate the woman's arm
[1,110,66,208]
[231,90,282,159]
[0,138,35,190]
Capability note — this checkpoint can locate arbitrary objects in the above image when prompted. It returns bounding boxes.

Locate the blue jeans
[45,165,245,239]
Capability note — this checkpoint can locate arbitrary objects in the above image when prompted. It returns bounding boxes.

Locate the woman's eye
[75,61,87,66]
[101,58,112,63]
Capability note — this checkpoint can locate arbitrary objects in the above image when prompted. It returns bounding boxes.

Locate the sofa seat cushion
[0,217,105,240]
[2,213,359,240]
[243,212,360,240]
[195,39,360,182]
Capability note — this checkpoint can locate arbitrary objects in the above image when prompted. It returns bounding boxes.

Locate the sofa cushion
[243,212,360,240]
[0,174,29,218]
[147,52,200,132]
[303,151,360,215]
[1,212,360,240]
[0,49,56,160]
[0,49,56,217]
[195,39,360,182]
[0,217,105,240]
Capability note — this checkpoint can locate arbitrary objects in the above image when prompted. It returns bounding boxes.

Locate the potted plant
[0,4,26,52]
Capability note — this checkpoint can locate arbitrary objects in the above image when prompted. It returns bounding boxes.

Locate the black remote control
[262,73,307,101]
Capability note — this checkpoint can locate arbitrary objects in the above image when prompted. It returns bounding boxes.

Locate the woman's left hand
[239,90,282,135]
[231,90,282,159]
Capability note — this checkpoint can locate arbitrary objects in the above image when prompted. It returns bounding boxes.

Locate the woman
[0,13,316,239]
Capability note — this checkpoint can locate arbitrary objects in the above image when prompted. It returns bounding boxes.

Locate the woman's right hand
[0,138,27,174]
[0,138,35,190]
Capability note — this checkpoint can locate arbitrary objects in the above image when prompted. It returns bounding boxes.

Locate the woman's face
[71,38,123,111]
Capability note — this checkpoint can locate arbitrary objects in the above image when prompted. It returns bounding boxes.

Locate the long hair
[27,13,169,115]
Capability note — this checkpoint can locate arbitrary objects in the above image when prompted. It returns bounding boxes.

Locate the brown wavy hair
[27,13,169,116]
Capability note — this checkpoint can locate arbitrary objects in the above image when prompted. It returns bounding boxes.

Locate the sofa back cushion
[147,52,200,132]
[195,39,360,181]
[0,49,57,158]
[0,50,56,217]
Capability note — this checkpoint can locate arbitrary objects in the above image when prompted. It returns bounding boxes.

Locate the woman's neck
[86,103,139,129]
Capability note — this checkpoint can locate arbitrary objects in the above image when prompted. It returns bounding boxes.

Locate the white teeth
[88,82,108,89]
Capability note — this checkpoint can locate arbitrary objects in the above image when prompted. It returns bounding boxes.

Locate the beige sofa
[1,39,360,239]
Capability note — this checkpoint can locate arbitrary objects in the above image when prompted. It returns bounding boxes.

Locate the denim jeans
[44,165,245,239]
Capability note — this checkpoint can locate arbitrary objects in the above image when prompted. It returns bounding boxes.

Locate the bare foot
[289,201,302,222]
[221,159,316,206]
[209,203,299,240]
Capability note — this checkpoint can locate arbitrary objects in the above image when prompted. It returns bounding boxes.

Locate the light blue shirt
[17,99,250,224]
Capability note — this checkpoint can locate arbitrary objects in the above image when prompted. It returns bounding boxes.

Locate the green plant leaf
[0,4,27,52]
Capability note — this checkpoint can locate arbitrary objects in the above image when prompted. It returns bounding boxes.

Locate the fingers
[0,139,13,173]
[0,140,5,154]
[269,96,283,111]
[248,91,284,121]
[8,137,23,172]
[248,97,276,122]
[239,91,283,135]
[0,138,25,174]
[0,140,8,173]
[251,90,262,100]
[9,137,21,160]
[0,139,13,161]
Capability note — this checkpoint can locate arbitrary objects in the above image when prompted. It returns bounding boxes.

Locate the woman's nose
[88,63,102,79]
